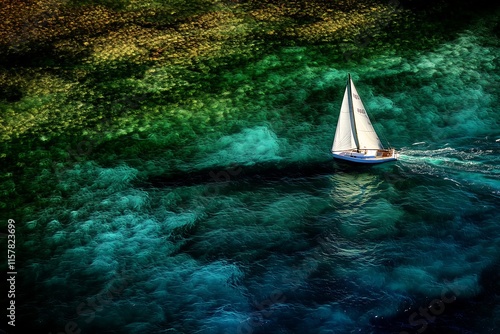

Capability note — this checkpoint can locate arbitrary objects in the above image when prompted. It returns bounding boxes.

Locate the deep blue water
[2,5,500,334]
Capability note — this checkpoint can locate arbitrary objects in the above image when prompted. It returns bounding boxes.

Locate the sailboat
[331,74,399,164]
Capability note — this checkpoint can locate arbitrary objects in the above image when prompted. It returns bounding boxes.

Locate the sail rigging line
[331,74,399,163]
[347,73,360,152]
[363,100,392,150]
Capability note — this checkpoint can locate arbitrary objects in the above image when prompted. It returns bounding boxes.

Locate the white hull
[331,74,399,165]
[332,149,398,164]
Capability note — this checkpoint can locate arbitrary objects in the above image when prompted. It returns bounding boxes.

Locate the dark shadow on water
[136,157,400,189]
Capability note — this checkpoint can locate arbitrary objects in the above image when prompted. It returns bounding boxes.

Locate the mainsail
[332,75,384,152]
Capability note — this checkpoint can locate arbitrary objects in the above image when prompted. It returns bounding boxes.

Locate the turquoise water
[1,3,500,334]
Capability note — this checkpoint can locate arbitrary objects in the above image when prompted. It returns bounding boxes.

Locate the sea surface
[1,1,499,333]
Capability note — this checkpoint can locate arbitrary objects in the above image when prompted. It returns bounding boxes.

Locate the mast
[346,74,360,151]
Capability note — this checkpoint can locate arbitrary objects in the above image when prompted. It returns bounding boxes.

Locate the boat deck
[332,149,398,164]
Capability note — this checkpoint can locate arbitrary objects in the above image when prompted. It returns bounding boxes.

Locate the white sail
[332,76,384,152]
[331,74,398,164]
[349,80,384,150]
[332,86,356,152]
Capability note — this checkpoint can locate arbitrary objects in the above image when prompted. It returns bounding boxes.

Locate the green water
[0,1,499,333]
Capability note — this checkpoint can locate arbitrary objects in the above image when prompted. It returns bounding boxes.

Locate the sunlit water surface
[10,20,500,334]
